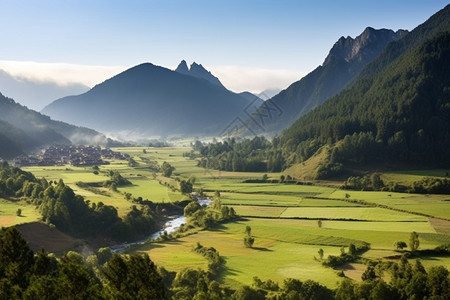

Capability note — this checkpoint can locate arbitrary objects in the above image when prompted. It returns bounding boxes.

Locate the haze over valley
[0,1,449,299]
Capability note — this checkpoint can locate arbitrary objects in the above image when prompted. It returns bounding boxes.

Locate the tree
[103,254,168,299]
[0,227,35,289]
[348,244,357,257]
[426,266,450,298]
[184,201,201,217]
[245,225,252,236]
[180,180,193,194]
[409,231,420,251]
[243,226,255,248]
[394,241,407,250]
[161,162,175,177]
[232,285,265,300]
[361,265,377,281]
[97,247,113,265]
[318,248,324,260]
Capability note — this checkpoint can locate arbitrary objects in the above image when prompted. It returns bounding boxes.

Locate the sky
[0,0,448,98]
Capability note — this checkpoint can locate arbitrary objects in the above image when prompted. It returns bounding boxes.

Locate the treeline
[1,227,450,299]
[195,137,284,172]
[0,227,168,299]
[344,173,450,194]
[0,162,159,241]
[334,257,450,300]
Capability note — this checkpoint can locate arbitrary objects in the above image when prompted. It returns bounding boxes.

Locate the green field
[0,198,41,227]
[17,147,450,289]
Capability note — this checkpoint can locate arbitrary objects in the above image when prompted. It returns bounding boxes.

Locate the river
[111,198,212,253]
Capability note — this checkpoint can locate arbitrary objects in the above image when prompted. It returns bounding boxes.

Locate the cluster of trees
[322,243,370,268]
[161,162,175,177]
[0,162,159,241]
[0,227,168,299]
[410,177,450,194]
[335,258,450,300]
[344,174,450,194]
[182,199,237,230]
[195,137,284,173]
[103,170,131,191]
[343,173,384,191]
[193,242,223,276]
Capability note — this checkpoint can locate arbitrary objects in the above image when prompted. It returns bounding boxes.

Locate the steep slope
[175,60,225,88]
[247,27,407,135]
[42,63,255,137]
[0,93,109,158]
[0,69,89,111]
[278,4,450,173]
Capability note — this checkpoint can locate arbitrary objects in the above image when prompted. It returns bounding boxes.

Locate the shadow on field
[222,264,241,277]
[209,223,229,232]
[252,247,273,252]
[135,239,185,251]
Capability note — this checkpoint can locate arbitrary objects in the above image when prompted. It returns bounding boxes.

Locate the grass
[0,198,41,227]
[134,222,345,289]
[132,239,208,273]
[330,190,450,219]
[220,192,360,207]
[118,177,188,203]
[18,147,450,289]
[280,207,428,221]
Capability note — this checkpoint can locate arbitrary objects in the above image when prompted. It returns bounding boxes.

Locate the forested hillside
[0,93,112,159]
[196,5,450,179]
[244,27,407,135]
[279,29,450,171]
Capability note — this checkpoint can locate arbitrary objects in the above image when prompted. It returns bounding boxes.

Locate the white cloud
[209,65,305,94]
[0,60,305,94]
[0,60,126,87]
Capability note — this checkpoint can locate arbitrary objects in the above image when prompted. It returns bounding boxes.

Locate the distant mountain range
[245,27,408,135]
[42,62,263,138]
[0,69,89,111]
[0,93,111,159]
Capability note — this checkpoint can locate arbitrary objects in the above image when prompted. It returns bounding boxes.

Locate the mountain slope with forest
[278,5,450,176]
[0,93,110,159]
[42,63,256,137]
[246,27,407,135]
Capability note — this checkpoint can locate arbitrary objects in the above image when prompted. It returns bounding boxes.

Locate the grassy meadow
[14,146,450,289]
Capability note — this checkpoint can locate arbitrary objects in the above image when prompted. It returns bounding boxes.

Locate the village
[13,145,129,167]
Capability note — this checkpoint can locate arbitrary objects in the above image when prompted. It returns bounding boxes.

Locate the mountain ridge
[42,62,256,138]
[175,60,224,88]
[278,4,450,175]
[245,27,407,135]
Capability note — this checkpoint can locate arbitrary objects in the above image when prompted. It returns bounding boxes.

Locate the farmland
[16,146,450,289]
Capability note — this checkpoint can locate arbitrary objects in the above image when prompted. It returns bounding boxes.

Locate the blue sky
[0,0,448,93]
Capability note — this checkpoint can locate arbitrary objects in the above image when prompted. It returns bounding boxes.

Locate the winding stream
[111,198,212,253]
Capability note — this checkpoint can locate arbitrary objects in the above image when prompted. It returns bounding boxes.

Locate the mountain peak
[323,27,408,66]
[175,60,189,74]
[174,60,225,88]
